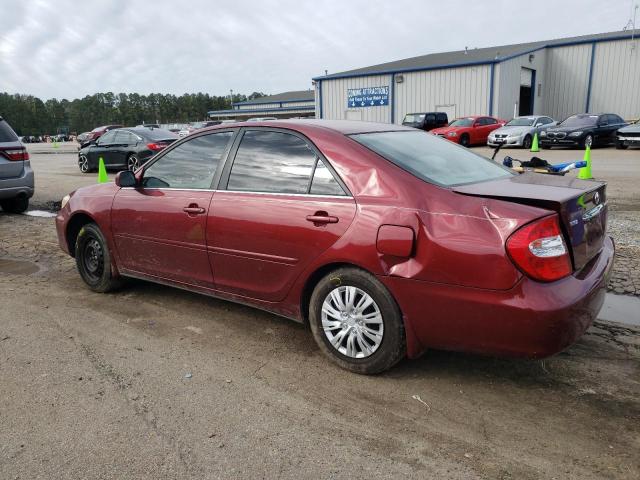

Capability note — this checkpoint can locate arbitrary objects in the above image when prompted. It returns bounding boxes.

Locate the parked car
[136,124,161,129]
[77,127,178,173]
[0,116,33,213]
[431,116,505,147]
[79,125,123,148]
[77,132,91,145]
[402,112,448,131]
[540,113,627,149]
[178,121,222,137]
[246,117,278,122]
[56,120,613,374]
[487,115,557,149]
[615,118,640,149]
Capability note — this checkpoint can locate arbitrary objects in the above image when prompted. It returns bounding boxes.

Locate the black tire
[308,267,406,374]
[126,153,140,171]
[459,134,470,148]
[615,140,628,150]
[582,134,593,149]
[75,223,123,293]
[522,134,532,149]
[0,196,29,214]
[78,154,92,173]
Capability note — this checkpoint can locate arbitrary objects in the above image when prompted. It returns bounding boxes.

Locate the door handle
[306,211,338,225]
[183,205,205,215]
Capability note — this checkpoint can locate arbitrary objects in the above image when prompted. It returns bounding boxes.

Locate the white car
[488,115,557,149]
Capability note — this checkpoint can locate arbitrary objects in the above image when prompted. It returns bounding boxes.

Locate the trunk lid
[453,173,607,272]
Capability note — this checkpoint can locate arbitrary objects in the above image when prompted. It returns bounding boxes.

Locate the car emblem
[593,192,600,205]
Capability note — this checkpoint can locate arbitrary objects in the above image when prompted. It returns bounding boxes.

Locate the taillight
[506,215,572,282]
[147,143,166,151]
[1,148,29,161]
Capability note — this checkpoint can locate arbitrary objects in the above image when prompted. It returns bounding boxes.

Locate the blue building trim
[488,63,495,115]
[232,97,315,107]
[318,80,323,119]
[585,42,596,112]
[312,32,638,82]
[208,105,315,116]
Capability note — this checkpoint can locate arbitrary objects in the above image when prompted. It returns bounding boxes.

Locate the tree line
[0,91,266,136]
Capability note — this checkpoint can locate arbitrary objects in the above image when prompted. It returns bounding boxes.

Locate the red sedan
[431,115,505,146]
[55,120,614,374]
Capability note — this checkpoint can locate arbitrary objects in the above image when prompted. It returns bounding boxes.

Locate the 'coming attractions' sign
[347,86,389,108]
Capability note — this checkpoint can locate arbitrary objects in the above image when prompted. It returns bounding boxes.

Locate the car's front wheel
[615,140,628,150]
[522,134,532,149]
[75,223,123,293]
[459,134,470,147]
[309,268,406,374]
[78,154,91,173]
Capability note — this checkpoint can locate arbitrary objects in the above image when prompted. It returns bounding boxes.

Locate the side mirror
[115,170,137,188]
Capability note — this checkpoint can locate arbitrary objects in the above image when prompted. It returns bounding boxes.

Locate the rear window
[0,120,19,142]
[351,131,513,187]
[142,128,179,141]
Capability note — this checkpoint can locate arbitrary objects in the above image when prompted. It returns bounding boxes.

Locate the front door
[111,131,236,287]
[209,129,356,302]
[87,130,119,168]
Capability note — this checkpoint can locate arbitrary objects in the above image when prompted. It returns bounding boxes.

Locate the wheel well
[66,213,95,257]
[300,262,366,325]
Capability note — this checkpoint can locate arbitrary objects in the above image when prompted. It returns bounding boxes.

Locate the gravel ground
[0,143,638,479]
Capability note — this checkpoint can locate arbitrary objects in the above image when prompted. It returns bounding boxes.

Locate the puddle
[23,210,57,218]
[598,293,640,327]
[0,258,40,275]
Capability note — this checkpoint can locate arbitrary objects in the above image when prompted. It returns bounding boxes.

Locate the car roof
[203,119,414,135]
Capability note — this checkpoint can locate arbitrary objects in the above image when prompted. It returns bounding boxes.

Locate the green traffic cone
[577,145,593,180]
[530,132,539,152]
[53,141,59,148]
[98,157,108,183]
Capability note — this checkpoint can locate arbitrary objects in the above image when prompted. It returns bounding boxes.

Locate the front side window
[98,131,117,144]
[143,132,234,189]
[227,130,318,194]
[351,130,513,187]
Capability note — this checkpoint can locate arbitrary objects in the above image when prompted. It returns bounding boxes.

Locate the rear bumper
[380,236,615,359]
[0,162,34,200]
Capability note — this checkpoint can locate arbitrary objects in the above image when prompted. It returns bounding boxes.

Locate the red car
[55,120,614,374]
[431,115,505,146]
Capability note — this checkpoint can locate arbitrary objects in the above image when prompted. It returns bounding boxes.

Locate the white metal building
[208,90,315,120]
[313,30,640,123]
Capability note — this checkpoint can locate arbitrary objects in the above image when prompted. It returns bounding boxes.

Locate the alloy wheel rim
[128,156,139,171]
[79,155,88,172]
[321,286,384,359]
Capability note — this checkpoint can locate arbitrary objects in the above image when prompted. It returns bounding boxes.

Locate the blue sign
[347,86,389,108]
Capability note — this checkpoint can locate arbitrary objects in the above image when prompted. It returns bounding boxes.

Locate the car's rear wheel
[459,134,470,147]
[615,140,628,150]
[127,154,140,171]
[75,223,123,293]
[0,195,29,214]
[78,154,91,173]
[309,268,406,374]
[522,134,532,149]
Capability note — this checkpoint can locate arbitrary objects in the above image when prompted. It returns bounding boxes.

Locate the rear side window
[227,130,317,194]
[351,131,513,187]
[310,159,345,196]
[143,132,234,189]
[0,120,19,142]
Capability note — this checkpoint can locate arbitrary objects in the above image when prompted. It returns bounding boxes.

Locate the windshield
[191,122,205,129]
[403,114,425,124]
[449,118,474,127]
[351,131,513,187]
[560,115,598,127]
[506,117,535,126]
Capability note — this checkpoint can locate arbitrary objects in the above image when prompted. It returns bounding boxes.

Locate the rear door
[209,128,356,301]
[0,119,24,179]
[111,131,236,287]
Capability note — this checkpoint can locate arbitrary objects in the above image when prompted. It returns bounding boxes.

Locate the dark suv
[0,116,34,213]
[402,112,448,131]
[540,113,627,149]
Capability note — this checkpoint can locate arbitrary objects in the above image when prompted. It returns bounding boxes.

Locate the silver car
[487,115,557,149]
[615,118,640,149]
[0,116,34,213]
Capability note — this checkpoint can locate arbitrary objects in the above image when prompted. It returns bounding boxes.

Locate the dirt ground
[1,143,639,479]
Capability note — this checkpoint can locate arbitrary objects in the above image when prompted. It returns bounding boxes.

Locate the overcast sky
[0,0,636,99]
